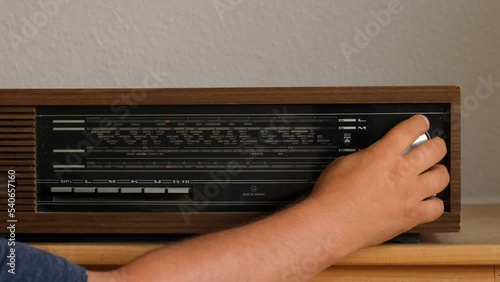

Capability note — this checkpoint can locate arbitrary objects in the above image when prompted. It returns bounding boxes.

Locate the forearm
[109,198,354,282]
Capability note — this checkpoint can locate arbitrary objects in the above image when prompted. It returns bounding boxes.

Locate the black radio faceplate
[36,104,451,213]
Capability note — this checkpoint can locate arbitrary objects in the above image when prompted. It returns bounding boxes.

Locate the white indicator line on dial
[53,128,85,131]
[53,165,85,168]
[338,126,357,130]
[53,149,86,153]
[53,120,85,123]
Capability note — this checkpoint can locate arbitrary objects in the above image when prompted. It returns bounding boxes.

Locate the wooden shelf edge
[29,243,500,267]
[336,244,500,266]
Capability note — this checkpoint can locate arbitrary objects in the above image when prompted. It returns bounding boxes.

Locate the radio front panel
[36,104,452,213]
[0,87,461,234]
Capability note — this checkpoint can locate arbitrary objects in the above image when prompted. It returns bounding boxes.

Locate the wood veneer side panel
[8,212,267,233]
[0,106,37,221]
[412,212,460,232]
[0,86,461,105]
[33,107,38,213]
[449,88,461,216]
[3,211,459,234]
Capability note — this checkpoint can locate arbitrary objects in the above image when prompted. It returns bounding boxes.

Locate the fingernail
[421,115,430,128]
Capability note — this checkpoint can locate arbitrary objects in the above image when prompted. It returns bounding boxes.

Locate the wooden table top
[30,204,500,266]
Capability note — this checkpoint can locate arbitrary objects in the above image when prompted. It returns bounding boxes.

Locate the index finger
[374,115,430,154]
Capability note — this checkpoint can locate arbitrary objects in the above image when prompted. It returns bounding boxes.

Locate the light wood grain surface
[315,266,495,282]
[496,265,500,282]
[30,205,500,266]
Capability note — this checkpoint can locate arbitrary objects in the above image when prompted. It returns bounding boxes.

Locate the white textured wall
[0,0,499,203]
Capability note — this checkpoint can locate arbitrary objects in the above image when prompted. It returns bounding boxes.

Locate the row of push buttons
[50,187,191,194]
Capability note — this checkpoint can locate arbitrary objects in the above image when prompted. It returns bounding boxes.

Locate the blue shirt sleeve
[0,238,87,282]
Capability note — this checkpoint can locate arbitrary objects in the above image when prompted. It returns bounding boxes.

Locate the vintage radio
[0,87,460,235]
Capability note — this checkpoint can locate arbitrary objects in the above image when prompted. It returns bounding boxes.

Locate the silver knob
[403,132,430,155]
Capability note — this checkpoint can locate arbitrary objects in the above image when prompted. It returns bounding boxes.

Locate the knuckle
[411,138,444,166]
[433,137,447,155]
[406,203,423,222]
[437,165,450,186]
[389,159,414,181]
[431,199,445,216]
[418,199,444,221]
[408,148,426,166]
[437,199,445,213]
[402,125,420,140]
[428,139,442,156]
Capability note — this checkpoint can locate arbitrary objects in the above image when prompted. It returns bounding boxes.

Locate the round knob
[403,132,430,155]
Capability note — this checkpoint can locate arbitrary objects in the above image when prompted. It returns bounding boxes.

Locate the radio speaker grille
[0,107,36,212]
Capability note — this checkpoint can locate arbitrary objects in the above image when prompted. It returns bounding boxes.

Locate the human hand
[308,115,449,251]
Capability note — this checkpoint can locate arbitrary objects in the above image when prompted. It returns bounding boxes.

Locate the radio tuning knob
[403,132,431,155]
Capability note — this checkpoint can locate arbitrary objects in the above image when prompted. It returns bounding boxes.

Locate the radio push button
[167,187,191,194]
[121,188,143,193]
[97,187,120,193]
[74,187,96,193]
[50,187,72,193]
[144,188,166,194]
